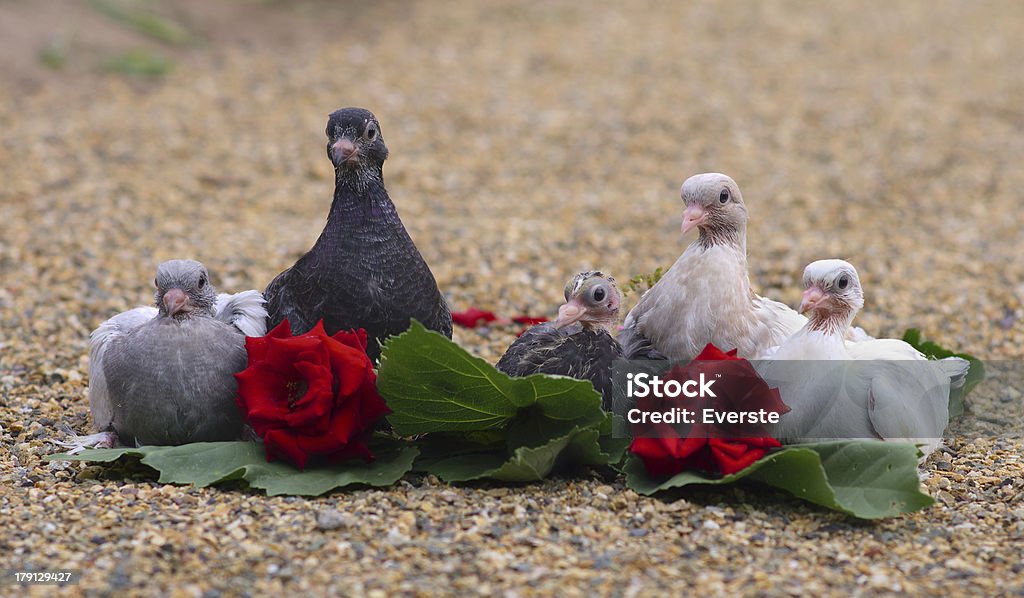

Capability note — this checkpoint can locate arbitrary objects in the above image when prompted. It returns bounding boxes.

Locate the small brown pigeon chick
[617,173,807,370]
[496,272,624,409]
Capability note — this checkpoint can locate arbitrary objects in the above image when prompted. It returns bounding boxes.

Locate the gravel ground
[2,0,1024,595]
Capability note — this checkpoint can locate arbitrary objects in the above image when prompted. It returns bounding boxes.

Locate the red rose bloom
[631,435,782,477]
[630,343,787,477]
[234,320,391,469]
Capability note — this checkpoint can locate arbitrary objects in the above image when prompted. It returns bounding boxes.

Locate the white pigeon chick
[618,173,806,362]
[758,259,968,456]
[65,260,268,452]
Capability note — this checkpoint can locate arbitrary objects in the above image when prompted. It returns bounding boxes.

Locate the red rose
[234,320,391,469]
[631,435,782,477]
[629,343,787,477]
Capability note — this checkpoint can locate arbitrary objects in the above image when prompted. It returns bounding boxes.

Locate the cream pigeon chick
[618,173,806,363]
[757,259,968,456]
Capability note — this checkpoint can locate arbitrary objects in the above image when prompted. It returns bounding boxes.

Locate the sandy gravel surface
[2,1,1023,595]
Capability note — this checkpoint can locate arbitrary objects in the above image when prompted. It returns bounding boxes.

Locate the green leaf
[378,321,606,435]
[902,328,986,419]
[46,440,417,496]
[419,425,615,482]
[624,440,932,519]
[622,266,665,296]
[377,321,620,480]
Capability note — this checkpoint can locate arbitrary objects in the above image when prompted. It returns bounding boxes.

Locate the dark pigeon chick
[81,260,255,448]
[263,107,452,361]
[496,272,624,409]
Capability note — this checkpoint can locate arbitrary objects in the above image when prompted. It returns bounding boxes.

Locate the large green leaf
[418,424,619,482]
[47,440,417,497]
[902,328,985,419]
[377,321,621,480]
[378,321,606,435]
[624,440,932,519]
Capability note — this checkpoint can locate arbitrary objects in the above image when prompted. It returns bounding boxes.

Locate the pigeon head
[326,107,388,184]
[800,259,864,332]
[554,271,621,331]
[154,259,217,320]
[679,173,748,247]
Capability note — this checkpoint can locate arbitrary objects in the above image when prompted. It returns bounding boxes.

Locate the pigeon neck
[698,225,745,252]
[319,172,407,247]
[333,164,385,196]
[156,307,214,321]
[806,309,856,337]
[582,318,618,334]
[328,168,392,213]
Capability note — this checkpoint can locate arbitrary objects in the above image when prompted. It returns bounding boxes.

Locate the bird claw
[55,431,118,454]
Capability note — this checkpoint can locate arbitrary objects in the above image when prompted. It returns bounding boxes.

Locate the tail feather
[938,356,970,389]
[215,290,269,337]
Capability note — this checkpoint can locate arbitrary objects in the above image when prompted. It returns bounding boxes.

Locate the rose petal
[235,318,388,468]
[451,308,500,328]
[332,328,370,353]
[709,438,768,475]
[263,428,309,469]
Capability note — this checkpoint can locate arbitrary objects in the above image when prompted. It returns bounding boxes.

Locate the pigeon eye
[365,124,377,141]
[592,286,606,302]
[836,275,849,290]
[719,188,730,203]
[198,275,207,289]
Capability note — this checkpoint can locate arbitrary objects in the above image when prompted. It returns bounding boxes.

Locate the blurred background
[2,0,1023,364]
[2,3,1024,594]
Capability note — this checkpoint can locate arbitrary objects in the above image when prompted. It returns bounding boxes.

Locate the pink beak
[163,288,192,316]
[799,286,826,314]
[331,138,358,165]
[680,204,706,236]
[554,298,586,329]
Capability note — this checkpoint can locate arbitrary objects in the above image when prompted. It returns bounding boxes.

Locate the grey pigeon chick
[497,272,624,410]
[66,260,267,451]
[263,107,452,362]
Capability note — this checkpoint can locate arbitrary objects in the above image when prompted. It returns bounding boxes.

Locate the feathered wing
[752,294,807,346]
[498,324,623,409]
[88,307,156,432]
[264,266,319,336]
[859,360,949,456]
[845,325,874,342]
[848,339,965,456]
[496,324,564,376]
[215,290,268,337]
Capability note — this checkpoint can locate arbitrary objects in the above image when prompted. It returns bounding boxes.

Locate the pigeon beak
[799,286,827,314]
[162,288,193,316]
[554,299,586,329]
[680,205,706,236]
[331,138,359,167]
